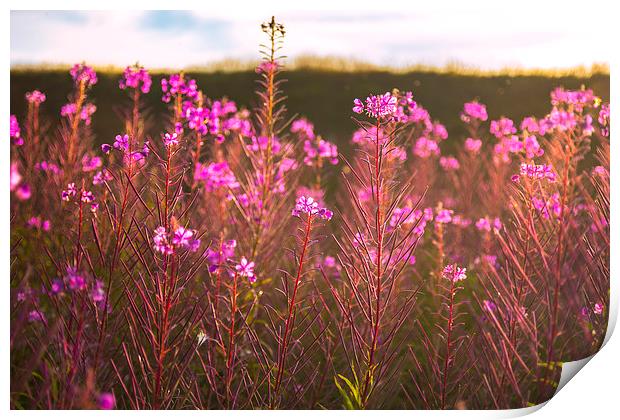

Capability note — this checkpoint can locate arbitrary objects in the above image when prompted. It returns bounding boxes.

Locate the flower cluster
[27,216,51,231]
[303,137,338,166]
[551,87,598,112]
[153,226,201,255]
[25,90,46,105]
[532,193,562,219]
[461,101,488,122]
[518,163,557,182]
[163,132,179,147]
[194,161,240,192]
[206,239,237,273]
[413,136,440,158]
[81,154,103,172]
[119,65,152,93]
[61,103,97,126]
[442,264,467,283]
[353,92,397,119]
[69,63,98,87]
[10,163,31,201]
[475,217,502,232]
[161,73,198,103]
[439,156,460,171]
[464,138,482,154]
[291,196,333,220]
[10,115,22,146]
[599,103,610,136]
[235,257,256,282]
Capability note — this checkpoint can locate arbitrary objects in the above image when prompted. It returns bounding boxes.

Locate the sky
[10,4,610,70]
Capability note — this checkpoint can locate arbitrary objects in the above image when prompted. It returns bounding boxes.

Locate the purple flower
[28,310,46,323]
[413,137,440,158]
[172,227,201,251]
[291,118,315,139]
[194,161,239,192]
[435,209,453,224]
[81,154,102,172]
[490,117,517,139]
[15,184,31,201]
[519,163,556,182]
[10,115,22,145]
[439,156,460,171]
[292,196,333,220]
[483,300,497,312]
[153,226,173,255]
[93,169,113,185]
[113,134,130,152]
[65,266,87,291]
[593,303,604,315]
[81,190,95,203]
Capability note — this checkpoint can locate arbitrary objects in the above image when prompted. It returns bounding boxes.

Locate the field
[10,18,610,410]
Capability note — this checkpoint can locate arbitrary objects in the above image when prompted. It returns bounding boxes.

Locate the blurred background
[10,7,610,150]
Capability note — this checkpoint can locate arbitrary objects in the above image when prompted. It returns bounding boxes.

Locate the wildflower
[69,63,98,87]
[442,264,467,282]
[413,137,440,158]
[461,101,488,122]
[523,135,544,159]
[15,184,31,201]
[35,161,62,175]
[598,103,609,136]
[172,227,201,251]
[81,154,102,172]
[25,90,46,104]
[292,196,333,220]
[153,227,173,255]
[98,393,116,410]
[235,257,256,281]
[439,156,460,171]
[593,303,604,315]
[92,280,106,303]
[464,138,482,153]
[256,60,279,74]
[483,300,497,312]
[27,216,51,231]
[490,117,517,139]
[303,137,338,166]
[113,134,130,152]
[194,161,239,192]
[163,132,179,147]
[119,64,152,93]
[519,163,556,182]
[161,73,198,103]
[10,115,22,145]
[28,310,46,323]
[353,92,397,118]
[435,209,453,224]
[206,239,237,272]
[65,267,87,290]
[291,118,315,139]
[521,116,540,133]
[93,169,113,185]
[81,190,95,203]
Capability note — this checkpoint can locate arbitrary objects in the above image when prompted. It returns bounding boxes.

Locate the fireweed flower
[81,190,95,203]
[27,216,52,232]
[439,156,460,171]
[61,102,97,126]
[593,303,604,315]
[490,117,517,139]
[352,92,397,119]
[442,264,467,283]
[235,257,256,282]
[521,117,540,134]
[194,161,239,192]
[10,163,22,191]
[464,138,482,153]
[551,87,597,112]
[461,101,488,122]
[291,118,315,139]
[119,65,152,93]
[519,163,557,181]
[65,266,87,290]
[435,209,453,224]
[163,132,179,147]
[35,161,62,175]
[15,184,32,201]
[475,217,502,232]
[98,393,116,410]
[153,226,200,255]
[81,154,103,172]
[61,183,77,201]
[93,169,113,185]
[161,73,198,103]
[303,137,339,166]
[10,115,22,146]
[292,196,333,220]
[532,193,562,219]
[28,310,46,323]
[25,90,46,104]
[414,137,440,158]
[69,63,98,87]
[523,135,544,159]
[206,239,237,272]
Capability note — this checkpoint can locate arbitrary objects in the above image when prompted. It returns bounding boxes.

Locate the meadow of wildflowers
[10,18,610,410]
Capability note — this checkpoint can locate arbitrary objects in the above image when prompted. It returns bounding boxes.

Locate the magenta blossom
[163,132,179,147]
[70,63,98,87]
[442,264,467,282]
[461,101,488,122]
[98,393,116,410]
[10,115,22,145]
[119,64,152,93]
[235,257,256,282]
[25,90,46,105]
[353,92,397,119]
[464,138,482,153]
[292,196,333,220]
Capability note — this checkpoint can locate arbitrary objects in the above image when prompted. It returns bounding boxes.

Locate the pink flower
[235,257,256,281]
[81,154,102,172]
[593,303,604,315]
[461,101,488,122]
[291,118,315,139]
[353,92,397,119]
[98,393,116,410]
[10,163,22,191]
[119,65,152,94]
[439,156,460,171]
[163,132,179,147]
[194,161,239,192]
[292,196,333,220]
[519,163,556,182]
[413,137,440,158]
[435,209,453,224]
[10,115,22,145]
[69,63,98,87]
[15,184,32,201]
[153,227,173,255]
[442,264,467,282]
[25,90,46,105]
[490,117,516,139]
[464,138,482,153]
